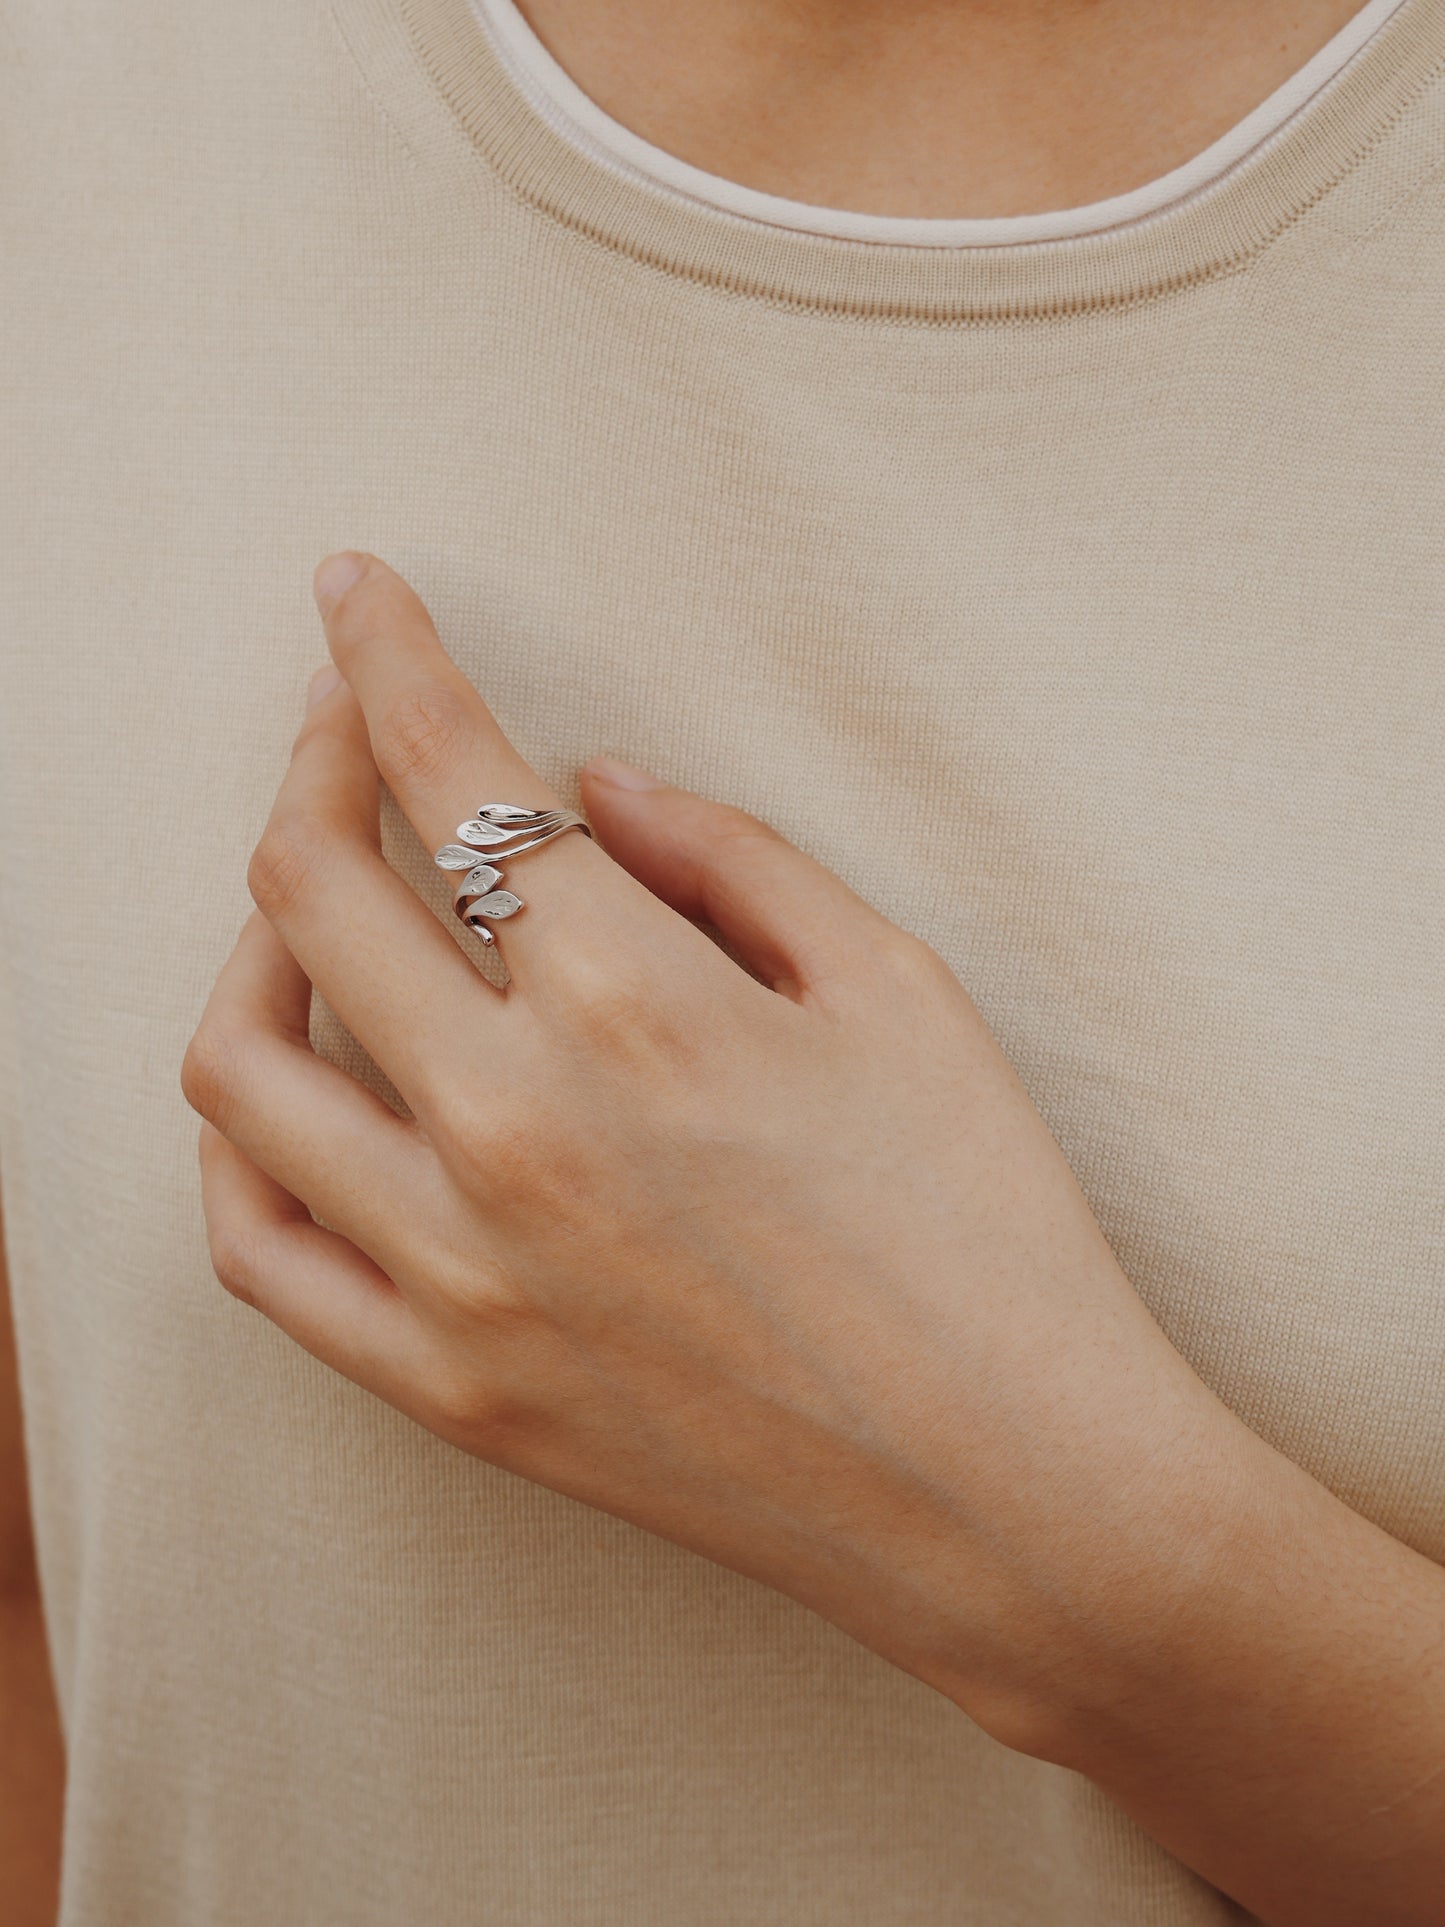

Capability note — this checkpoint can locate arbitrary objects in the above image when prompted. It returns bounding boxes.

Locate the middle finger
[249,676,500,1119]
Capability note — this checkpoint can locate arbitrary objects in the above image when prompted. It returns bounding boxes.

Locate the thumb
[579,757,895,1004]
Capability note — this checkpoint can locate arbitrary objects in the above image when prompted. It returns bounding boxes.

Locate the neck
[510,0,1374,216]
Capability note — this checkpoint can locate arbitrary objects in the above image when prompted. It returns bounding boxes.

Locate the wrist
[926,1382,1271,1765]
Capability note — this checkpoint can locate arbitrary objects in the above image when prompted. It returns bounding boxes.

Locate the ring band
[434,803,592,946]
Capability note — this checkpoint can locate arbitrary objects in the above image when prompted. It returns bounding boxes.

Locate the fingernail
[312,551,367,614]
[584,756,665,792]
[306,663,342,710]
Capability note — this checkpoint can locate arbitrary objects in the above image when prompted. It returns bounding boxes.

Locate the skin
[514,0,1371,217]
[177,552,1445,1926]
[4,3,1435,1914]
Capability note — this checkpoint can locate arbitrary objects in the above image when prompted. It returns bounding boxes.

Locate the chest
[2,240,1442,1556]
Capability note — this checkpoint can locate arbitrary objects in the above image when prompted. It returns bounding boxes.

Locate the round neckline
[471,0,1409,249]
[338,0,1445,321]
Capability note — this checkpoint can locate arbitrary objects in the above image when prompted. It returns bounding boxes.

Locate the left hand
[182,550,1246,1754]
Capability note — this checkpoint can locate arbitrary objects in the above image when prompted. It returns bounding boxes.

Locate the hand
[182,550,1245,1754]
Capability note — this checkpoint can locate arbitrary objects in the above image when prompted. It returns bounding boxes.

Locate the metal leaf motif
[438,801,585,947]
[456,818,511,847]
[466,889,523,921]
[435,843,484,870]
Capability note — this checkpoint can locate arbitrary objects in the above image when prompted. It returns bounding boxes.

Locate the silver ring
[434,803,592,946]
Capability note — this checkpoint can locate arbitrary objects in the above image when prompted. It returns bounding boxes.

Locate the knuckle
[442,1087,557,1194]
[699,808,784,875]
[714,805,781,848]
[439,1091,603,1232]
[206,1222,266,1309]
[180,1022,244,1131]
[430,1088,502,1177]
[289,701,342,761]
[247,814,331,921]
[373,681,467,793]
[893,927,956,988]
[879,927,960,1007]
[544,950,709,1093]
[427,1361,525,1448]
[553,949,660,1049]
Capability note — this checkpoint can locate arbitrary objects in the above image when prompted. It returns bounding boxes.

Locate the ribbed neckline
[471,0,1409,248]
[333,0,1445,321]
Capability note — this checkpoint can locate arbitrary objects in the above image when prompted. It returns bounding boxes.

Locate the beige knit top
[1,1,1442,1919]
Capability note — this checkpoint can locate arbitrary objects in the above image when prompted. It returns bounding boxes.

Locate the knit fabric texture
[1,1,1442,1920]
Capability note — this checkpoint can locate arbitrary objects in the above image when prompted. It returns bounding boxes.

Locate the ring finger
[312,551,679,981]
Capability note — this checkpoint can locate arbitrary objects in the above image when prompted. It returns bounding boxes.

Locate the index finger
[312,551,643,978]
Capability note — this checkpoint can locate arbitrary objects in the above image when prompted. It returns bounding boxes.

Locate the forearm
[0,1586,64,1926]
[1000,1407,1445,1926]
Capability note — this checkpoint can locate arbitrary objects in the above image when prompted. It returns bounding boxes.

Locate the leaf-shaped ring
[435,803,592,947]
